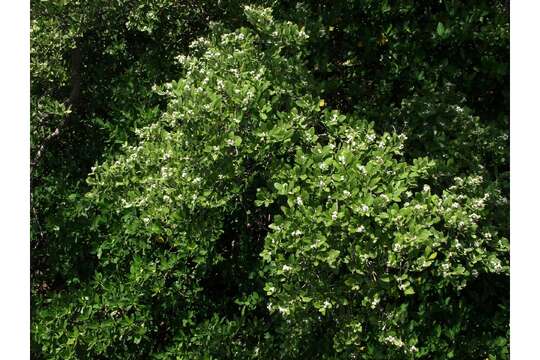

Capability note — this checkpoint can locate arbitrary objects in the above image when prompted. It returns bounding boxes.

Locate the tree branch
[31,45,82,169]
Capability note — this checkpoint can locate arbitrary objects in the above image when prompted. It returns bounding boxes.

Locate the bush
[32,7,508,359]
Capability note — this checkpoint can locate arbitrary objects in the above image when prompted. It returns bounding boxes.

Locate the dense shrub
[31,3,509,360]
[30,0,262,292]
[33,8,508,359]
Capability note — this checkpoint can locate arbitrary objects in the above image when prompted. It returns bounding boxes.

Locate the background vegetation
[31,1,509,358]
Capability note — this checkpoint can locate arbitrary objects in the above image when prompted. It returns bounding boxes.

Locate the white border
[511,1,540,359]
[0,1,30,358]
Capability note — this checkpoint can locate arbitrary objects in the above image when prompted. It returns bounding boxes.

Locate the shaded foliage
[32,2,509,359]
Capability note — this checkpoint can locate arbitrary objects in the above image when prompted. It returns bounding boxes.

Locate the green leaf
[404,287,415,295]
[437,22,446,36]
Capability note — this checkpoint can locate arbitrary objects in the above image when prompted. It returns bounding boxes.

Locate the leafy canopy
[32,3,509,360]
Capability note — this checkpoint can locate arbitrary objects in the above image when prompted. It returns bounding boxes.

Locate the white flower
[291,230,303,237]
[385,336,404,348]
[310,240,321,249]
[491,259,503,273]
[356,225,365,233]
[356,164,366,174]
[343,190,351,198]
[423,184,430,192]
[161,166,171,178]
[367,133,376,142]
[338,155,346,163]
[282,265,292,272]
[331,211,338,221]
[278,306,290,315]
[361,204,369,212]
[473,198,484,207]
[469,213,480,221]
[296,196,304,206]
[322,300,332,309]
[298,28,308,39]
[469,176,483,186]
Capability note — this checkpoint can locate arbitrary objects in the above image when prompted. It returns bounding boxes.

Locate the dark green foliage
[31,2,509,359]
